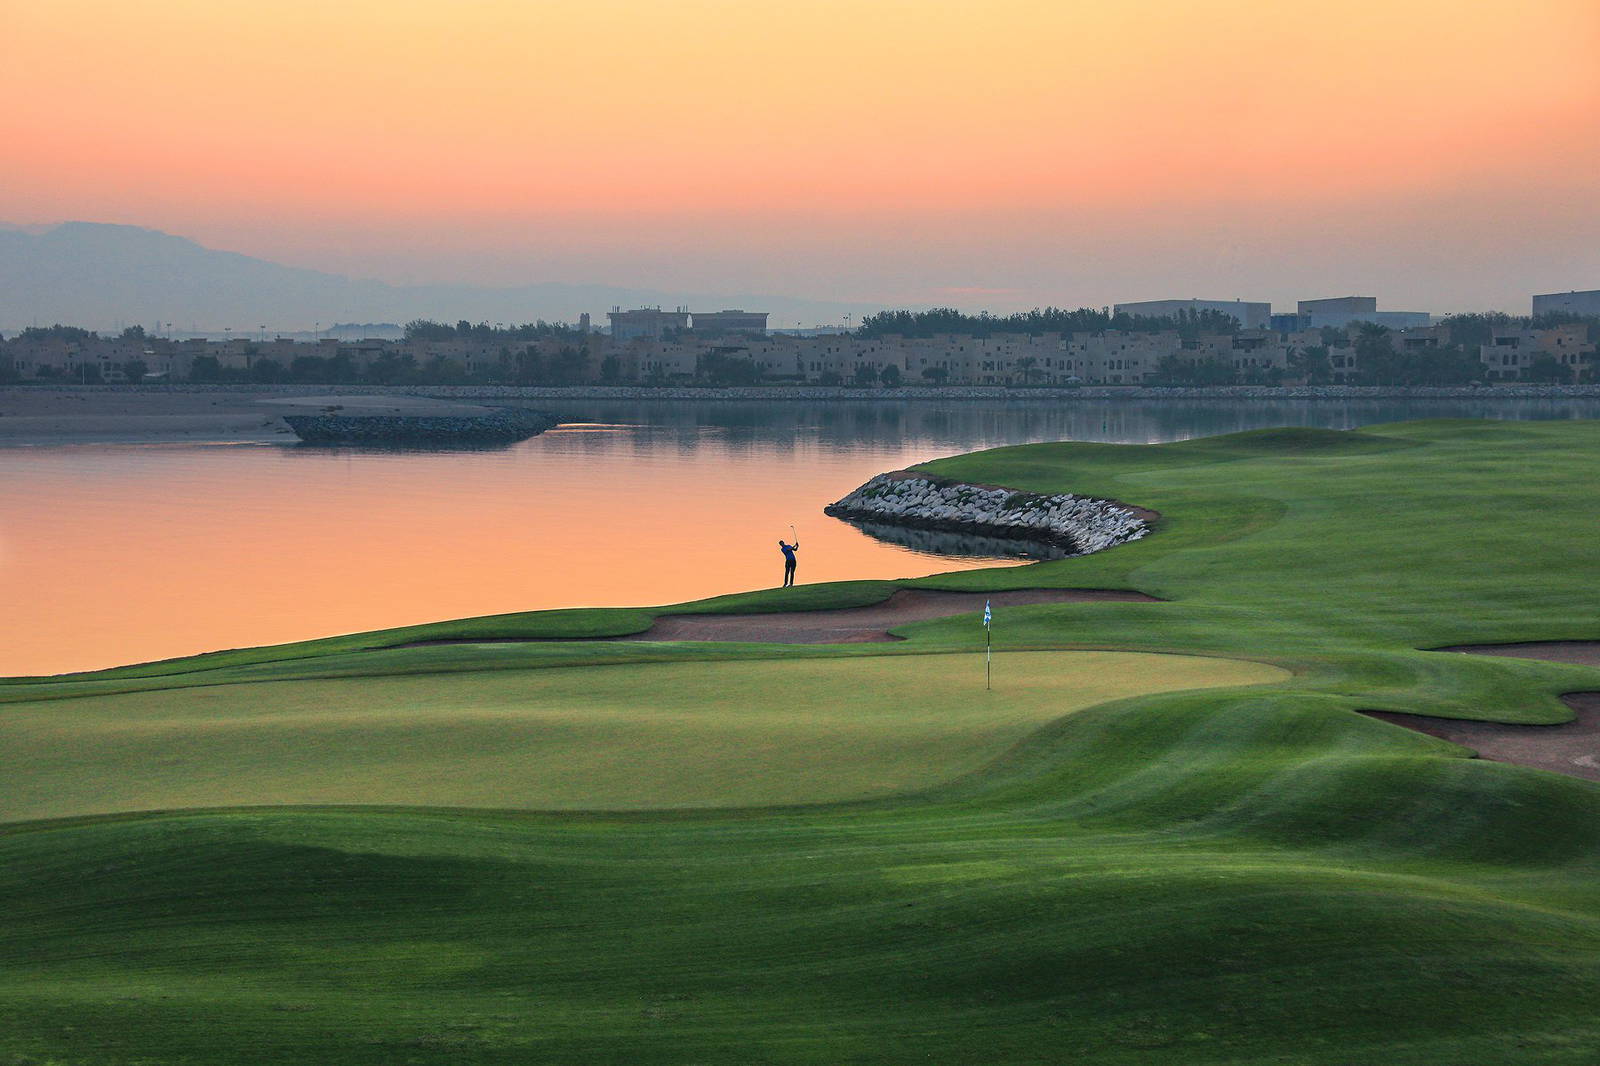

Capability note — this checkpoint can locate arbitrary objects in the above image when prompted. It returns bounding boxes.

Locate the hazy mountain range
[0,222,874,335]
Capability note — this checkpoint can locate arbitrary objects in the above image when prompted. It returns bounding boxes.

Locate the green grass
[1,652,1283,820]
[5,418,1600,1064]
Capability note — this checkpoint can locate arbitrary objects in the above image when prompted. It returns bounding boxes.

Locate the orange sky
[5,0,1599,310]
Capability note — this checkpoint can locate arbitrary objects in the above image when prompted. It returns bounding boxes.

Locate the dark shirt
[780,542,798,563]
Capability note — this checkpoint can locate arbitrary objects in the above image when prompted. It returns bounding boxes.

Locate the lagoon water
[4,395,1598,676]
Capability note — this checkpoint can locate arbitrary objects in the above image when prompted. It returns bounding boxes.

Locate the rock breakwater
[283,407,557,445]
[825,472,1152,556]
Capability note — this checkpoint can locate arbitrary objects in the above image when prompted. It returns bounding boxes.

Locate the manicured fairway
[1,651,1283,820]
[5,419,1600,1065]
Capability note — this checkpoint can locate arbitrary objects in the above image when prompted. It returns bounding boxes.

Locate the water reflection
[833,517,1071,561]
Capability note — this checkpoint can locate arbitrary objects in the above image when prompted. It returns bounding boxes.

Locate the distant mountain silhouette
[0,222,870,333]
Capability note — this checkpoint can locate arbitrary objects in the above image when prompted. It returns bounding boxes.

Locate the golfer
[778,538,799,587]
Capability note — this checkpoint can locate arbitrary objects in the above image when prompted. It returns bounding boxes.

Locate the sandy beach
[0,388,499,445]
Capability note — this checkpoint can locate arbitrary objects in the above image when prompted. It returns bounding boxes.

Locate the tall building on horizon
[690,309,769,335]
[607,307,690,341]
[1533,289,1600,317]
[1295,296,1430,331]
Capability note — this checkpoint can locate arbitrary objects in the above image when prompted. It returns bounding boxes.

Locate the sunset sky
[6,0,1599,313]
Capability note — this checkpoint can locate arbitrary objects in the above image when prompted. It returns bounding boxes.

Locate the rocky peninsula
[825,471,1153,557]
[282,404,556,445]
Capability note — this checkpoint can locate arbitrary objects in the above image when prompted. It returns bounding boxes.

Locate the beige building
[1480,324,1594,381]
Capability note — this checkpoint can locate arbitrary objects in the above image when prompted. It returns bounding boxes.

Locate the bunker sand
[1364,642,1600,782]
[1363,696,1600,783]
[1436,641,1600,669]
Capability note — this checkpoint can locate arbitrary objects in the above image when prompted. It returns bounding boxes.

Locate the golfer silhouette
[778,538,799,587]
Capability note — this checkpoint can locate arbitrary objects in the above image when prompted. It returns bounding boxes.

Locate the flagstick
[983,598,993,691]
[985,626,992,691]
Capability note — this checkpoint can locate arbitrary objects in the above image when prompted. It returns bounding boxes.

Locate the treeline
[1436,312,1600,348]
[857,306,1243,339]
[190,344,605,386]
[12,324,152,344]
[401,319,582,342]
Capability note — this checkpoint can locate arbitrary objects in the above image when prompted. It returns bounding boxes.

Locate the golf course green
[4,419,1600,1064]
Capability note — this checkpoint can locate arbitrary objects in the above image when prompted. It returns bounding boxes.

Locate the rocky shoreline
[283,406,557,445]
[825,471,1152,557]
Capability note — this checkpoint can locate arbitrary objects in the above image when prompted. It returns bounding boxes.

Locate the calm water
[4,396,1598,676]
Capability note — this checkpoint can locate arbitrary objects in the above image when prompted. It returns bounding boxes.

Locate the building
[1292,296,1429,331]
[1533,289,1600,317]
[1479,324,1595,381]
[690,309,768,335]
[607,307,689,342]
[1113,299,1272,330]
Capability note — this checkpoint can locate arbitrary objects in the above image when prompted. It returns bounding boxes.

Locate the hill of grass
[1,651,1283,820]
[4,419,1600,1064]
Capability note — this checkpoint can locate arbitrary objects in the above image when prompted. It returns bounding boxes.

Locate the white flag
[983,600,991,629]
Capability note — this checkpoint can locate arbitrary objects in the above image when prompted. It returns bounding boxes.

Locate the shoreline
[4,382,1599,447]
[10,381,1600,404]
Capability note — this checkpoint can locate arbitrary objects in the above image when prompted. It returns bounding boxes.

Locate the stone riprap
[283,407,557,445]
[825,472,1151,557]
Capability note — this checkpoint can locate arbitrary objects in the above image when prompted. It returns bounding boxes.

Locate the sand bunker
[1364,640,1600,781]
[393,587,1159,649]
[1435,642,1600,669]
[1362,696,1600,783]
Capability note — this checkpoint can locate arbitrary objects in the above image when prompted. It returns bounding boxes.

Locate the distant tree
[1353,325,1402,385]
[1015,356,1040,385]
[1410,343,1483,385]
[699,350,762,386]
[851,363,879,386]
[421,355,468,384]
[920,366,949,385]
[121,359,148,383]
[79,364,104,384]
[366,352,415,384]
[188,354,223,382]
[599,354,622,382]
[120,325,147,341]
[21,325,96,343]
[1152,354,1237,386]
[515,347,546,384]
[879,364,901,386]
[1289,345,1334,385]
[1440,312,1514,350]
[857,305,1244,341]
[252,358,286,384]
[818,370,843,386]
[402,319,455,342]
[288,355,330,383]
[546,344,590,385]
[328,352,358,383]
[1521,354,1571,383]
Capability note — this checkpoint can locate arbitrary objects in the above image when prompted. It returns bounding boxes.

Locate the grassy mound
[1,652,1283,820]
[6,419,1600,1064]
